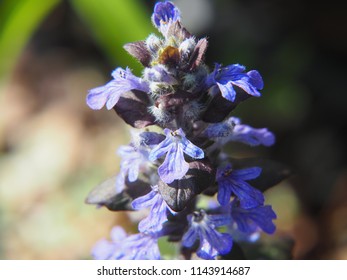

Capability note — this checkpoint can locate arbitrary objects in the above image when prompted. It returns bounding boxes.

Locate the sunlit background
[0,0,346,259]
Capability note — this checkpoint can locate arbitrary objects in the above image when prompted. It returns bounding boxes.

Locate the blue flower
[87,67,150,110]
[137,131,166,146]
[149,128,204,183]
[204,117,275,147]
[151,1,180,35]
[203,120,234,138]
[205,63,263,102]
[227,117,275,146]
[120,233,161,260]
[132,185,171,233]
[92,226,161,260]
[229,200,277,234]
[116,131,166,191]
[182,210,233,259]
[117,145,149,183]
[216,164,264,208]
[91,226,127,260]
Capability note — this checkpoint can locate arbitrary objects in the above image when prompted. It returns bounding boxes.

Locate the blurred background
[0,0,346,259]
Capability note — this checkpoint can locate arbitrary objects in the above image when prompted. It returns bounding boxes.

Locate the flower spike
[86,0,285,261]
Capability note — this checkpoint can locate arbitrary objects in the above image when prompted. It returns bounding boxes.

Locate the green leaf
[70,0,154,75]
[0,0,60,77]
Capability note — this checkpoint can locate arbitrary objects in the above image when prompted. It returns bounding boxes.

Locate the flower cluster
[86,1,283,260]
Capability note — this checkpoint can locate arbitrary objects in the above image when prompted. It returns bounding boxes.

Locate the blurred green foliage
[0,0,60,77]
[69,0,153,74]
[0,0,153,79]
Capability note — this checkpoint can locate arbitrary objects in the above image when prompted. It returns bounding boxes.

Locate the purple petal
[255,206,277,234]
[231,203,277,234]
[247,70,264,90]
[258,129,276,146]
[86,67,149,111]
[86,85,109,110]
[232,213,256,233]
[227,116,241,126]
[183,212,233,259]
[204,64,263,102]
[91,239,116,260]
[122,234,160,260]
[231,167,262,181]
[231,78,261,97]
[217,180,232,206]
[158,145,189,183]
[196,238,218,260]
[182,226,199,247]
[204,122,232,138]
[127,164,140,182]
[117,145,144,182]
[222,64,246,75]
[91,226,127,260]
[181,137,204,159]
[217,81,237,102]
[236,127,275,146]
[142,239,161,259]
[138,196,168,233]
[204,67,217,88]
[207,213,231,227]
[131,190,157,210]
[216,163,232,181]
[104,82,126,109]
[205,230,233,255]
[231,180,265,208]
[110,226,127,242]
[149,137,173,161]
[232,125,275,146]
[139,132,166,146]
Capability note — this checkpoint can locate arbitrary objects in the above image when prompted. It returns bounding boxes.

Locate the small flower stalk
[86,1,289,260]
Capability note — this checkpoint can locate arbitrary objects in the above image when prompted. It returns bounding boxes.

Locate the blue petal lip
[204,63,264,102]
[149,128,205,183]
[86,67,149,110]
